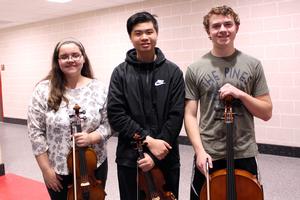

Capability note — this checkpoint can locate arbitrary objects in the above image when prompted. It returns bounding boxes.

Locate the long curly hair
[44,38,94,111]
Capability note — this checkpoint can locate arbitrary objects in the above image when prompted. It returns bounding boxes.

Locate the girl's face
[57,43,85,78]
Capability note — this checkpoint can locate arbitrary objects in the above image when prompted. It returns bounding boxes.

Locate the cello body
[200,169,263,200]
[199,96,264,200]
[67,104,106,200]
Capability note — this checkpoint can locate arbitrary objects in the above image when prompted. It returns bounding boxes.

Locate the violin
[133,133,177,200]
[67,104,106,200]
[200,96,264,200]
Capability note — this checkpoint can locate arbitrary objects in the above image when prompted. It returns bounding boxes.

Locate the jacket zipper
[146,69,150,85]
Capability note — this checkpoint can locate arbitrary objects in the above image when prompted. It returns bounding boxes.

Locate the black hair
[126,11,158,36]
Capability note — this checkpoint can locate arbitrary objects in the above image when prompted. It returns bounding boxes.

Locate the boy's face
[130,21,158,55]
[208,14,238,49]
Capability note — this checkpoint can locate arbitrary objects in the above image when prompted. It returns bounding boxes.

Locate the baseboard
[2,117,300,158]
[3,117,27,125]
[0,163,5,176]
[257,143,300,158]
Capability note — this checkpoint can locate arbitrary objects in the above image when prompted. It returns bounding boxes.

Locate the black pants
[190,157,258,200]
[47,159,108,200]
[117,164,180,200]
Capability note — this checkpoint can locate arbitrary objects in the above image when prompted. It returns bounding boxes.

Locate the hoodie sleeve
[107,66,149,141]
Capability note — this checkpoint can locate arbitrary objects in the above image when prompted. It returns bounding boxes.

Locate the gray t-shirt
[185,50,269,160]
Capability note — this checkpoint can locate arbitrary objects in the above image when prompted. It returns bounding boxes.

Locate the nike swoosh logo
[155,80,166,86]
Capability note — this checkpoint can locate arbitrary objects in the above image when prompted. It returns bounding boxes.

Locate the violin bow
[206,158,210,200]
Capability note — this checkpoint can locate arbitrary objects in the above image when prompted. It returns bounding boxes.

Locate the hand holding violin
[137,152,155,172]
[73,132,92,147]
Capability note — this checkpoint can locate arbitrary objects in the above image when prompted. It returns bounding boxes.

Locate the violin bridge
[80,182,90,187]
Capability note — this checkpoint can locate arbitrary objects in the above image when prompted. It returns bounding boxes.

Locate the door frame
[0,68,4,122]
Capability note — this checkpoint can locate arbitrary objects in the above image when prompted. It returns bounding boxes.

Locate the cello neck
[224,96,236,200]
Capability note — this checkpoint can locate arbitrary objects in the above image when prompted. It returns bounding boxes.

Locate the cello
[200,96,264,200]
[67,104,106,200]
[133,133,177,200]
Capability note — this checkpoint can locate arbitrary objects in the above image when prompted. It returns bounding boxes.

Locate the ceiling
[0,0,144,30]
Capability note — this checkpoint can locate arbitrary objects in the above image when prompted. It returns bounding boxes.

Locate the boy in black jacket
[107,11,185,200]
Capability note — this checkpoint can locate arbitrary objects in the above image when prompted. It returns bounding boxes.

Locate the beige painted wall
[0,0,299,147]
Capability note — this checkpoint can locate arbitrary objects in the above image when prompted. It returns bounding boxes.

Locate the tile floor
[0,122,300,200]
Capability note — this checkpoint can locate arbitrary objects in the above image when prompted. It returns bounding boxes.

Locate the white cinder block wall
[0,0,299,147]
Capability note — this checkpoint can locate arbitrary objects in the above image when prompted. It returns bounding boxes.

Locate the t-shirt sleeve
[252,61,269,97]
[185,66,199,100]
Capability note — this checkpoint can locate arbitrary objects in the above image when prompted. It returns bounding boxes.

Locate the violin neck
[71,120,82,138]
[74,122,82,133]
[71,114,89,180]
[135,139,160,199]
[137,146,144,160]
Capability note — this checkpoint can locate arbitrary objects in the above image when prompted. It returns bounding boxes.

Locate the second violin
[133,133,176,200]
